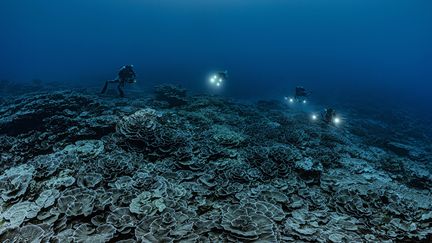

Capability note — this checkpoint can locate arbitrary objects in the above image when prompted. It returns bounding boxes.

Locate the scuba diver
[322,108,338,124]
[217,70,228,81]
[101,65,136,97]
[209,70,228,87]
[311,108,341,125]
[285,86,310,104]
[295,86,309,102]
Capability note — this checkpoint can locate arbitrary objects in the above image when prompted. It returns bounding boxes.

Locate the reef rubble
[0,88,431,242]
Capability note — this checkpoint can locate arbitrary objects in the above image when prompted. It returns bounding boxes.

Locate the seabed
[0,85,431,242]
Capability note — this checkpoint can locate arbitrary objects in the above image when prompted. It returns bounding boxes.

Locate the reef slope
[0,88,431,242]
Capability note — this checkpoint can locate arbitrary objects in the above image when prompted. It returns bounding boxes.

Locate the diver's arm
[107,79,120,83]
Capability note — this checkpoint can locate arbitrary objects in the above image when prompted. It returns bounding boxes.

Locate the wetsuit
[323,108,336,123]
[295,86,307,100]
[101,65,136,97]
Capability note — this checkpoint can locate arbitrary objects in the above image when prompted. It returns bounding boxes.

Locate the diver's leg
[118,83,125,97]
[101,80,118,94]
[101,81,109,94]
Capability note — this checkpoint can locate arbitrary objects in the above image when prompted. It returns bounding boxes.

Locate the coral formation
[0,88,431,242]
[154,84,188,107]
[0,164,34,202]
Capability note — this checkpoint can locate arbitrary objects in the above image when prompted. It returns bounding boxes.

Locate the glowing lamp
[209,73,224,88]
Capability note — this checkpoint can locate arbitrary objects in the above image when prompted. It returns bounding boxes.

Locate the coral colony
[0,85,431,242]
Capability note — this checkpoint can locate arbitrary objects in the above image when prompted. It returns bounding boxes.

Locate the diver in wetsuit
[217,70,228,81]
[323,108,337,124]
[295,86,308,101]
[101,65,136,97]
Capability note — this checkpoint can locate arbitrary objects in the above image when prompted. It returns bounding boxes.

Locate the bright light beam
[209,73,223,88]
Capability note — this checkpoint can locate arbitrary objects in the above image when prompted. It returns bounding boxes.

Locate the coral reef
[0,88,431,242]
[153,84,188,107]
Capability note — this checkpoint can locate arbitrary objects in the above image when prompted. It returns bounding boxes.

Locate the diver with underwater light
[310,108,342,125]
[209,70,228,87]
[285,86,310,104]
[101,65,137,97]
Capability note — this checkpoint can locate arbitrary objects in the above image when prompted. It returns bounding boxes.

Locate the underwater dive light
[210,75,217,83]
[284,96,295,103]
[333,117,341,124]
[311,114,318,120]
[209,73,223,87]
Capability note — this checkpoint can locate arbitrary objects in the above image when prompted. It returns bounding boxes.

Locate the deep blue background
[1,0,431,114]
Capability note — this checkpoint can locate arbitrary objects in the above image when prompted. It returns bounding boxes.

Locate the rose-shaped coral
[221,202,278,241]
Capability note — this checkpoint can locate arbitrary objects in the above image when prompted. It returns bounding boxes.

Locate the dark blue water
[1,0,431,116]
